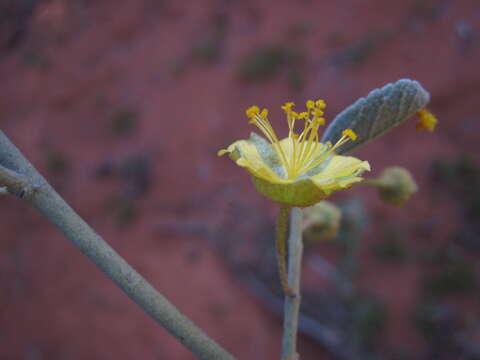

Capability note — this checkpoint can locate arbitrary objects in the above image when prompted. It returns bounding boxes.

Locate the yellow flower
[218,100,371,207]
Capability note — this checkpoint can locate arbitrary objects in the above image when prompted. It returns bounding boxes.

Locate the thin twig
[281,207,304,360]
[0,131,235,360]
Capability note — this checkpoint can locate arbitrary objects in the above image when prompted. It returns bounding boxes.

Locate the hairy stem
[281,207,303,360]
[0,131,234,360]
[276,204,294,296]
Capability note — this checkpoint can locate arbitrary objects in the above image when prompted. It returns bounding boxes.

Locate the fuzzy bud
[302,201,342,242]
[374,167,418,205]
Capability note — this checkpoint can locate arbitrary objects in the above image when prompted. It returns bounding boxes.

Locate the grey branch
[0,163,37,198]
[0,131,235,360]
[281,207,304,360]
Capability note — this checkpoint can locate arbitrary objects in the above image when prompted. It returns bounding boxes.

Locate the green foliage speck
[373,235,411,265]
[110,109,138,136]
[423,247,476,297]
[237,45,305,89]
[45,149,69,175]
[349,294,387,351]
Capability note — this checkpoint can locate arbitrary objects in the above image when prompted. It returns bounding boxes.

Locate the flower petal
[249,133,286,178]
[311,155,370,194]
[218,137,286,183]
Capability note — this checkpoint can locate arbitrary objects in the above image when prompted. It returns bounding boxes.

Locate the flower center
[246,101,357,180]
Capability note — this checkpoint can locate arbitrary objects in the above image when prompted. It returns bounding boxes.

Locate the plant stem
[276,204,293,295]
[0,131,235,360]
[362,178,381,187]
[281,207,303,360]
[0,164,36,197]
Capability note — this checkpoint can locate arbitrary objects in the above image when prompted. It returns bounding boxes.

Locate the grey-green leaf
[321,79,430,155]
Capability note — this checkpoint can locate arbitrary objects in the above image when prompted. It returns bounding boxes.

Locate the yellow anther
[246,105,260,118]
[342,129,357,141]
[315,100,326,109]
[306,100,315,110]
[416,108,437,132]
[260,108,269,119]
[316,117,325,126]
[298,112,309,119]
[281,102,295,113]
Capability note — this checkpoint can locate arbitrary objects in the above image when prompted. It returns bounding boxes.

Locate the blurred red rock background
[1,0,479,359]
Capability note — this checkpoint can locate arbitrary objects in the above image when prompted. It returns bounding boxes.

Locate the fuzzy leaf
[322,79,430,154]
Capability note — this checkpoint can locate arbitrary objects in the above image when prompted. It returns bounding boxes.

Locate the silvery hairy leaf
[322,79,430,155]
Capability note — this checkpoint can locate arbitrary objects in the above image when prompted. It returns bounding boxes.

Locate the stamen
[342,129,357,141]
[298,129,358,175]
[247,108,292,176]
[296,120,318,171]
[246,105,260,118]
[245,99,350,180]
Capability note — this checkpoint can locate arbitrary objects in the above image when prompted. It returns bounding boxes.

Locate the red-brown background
[1,0,479,359]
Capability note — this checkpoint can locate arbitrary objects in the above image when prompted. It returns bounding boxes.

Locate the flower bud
[374,167,418,205]
[302,201,342,242]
